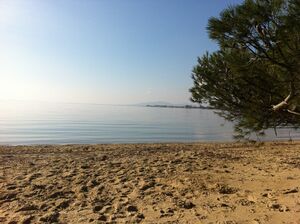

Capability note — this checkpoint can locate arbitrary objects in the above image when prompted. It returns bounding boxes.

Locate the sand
[0,141,299,224]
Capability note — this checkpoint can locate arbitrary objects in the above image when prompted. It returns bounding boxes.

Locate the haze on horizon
[0,0,243,105]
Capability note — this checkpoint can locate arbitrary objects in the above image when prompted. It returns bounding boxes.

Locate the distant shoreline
[145,104,213,109]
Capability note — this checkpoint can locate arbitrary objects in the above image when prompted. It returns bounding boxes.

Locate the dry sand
[0,142,299,224]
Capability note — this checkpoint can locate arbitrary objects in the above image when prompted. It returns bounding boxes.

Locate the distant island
[133,101,212,109]
[145,104,212,109]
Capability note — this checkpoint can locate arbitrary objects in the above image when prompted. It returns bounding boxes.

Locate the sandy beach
[0,142,299,223]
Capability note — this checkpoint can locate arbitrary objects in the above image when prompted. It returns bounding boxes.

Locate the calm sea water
[0,101,299,145]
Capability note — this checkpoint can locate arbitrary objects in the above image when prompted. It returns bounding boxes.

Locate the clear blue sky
[0,0,243,104]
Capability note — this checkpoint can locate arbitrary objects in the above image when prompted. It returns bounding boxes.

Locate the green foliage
[190,0,300,139]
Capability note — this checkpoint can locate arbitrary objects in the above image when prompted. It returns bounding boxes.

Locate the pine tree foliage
[190,0,300,138]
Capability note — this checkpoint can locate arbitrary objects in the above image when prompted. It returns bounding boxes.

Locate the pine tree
[190,0,300,139]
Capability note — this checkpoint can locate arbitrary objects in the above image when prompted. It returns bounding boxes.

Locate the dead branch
[287,109,300,116]
[272,93,292,111]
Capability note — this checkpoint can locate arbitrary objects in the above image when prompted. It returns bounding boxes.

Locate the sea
[0,101,299,145]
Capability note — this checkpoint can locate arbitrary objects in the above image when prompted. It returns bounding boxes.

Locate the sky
[0,0,244,105]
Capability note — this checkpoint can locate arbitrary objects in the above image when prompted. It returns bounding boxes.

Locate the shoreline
[1,139,299,147]
[0,141,299,223]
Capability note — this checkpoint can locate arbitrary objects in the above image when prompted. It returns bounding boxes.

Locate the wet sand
[0,142,299,223]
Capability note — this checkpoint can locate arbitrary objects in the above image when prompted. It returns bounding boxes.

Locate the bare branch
[272,93,292,111]
[287,110,300,116]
